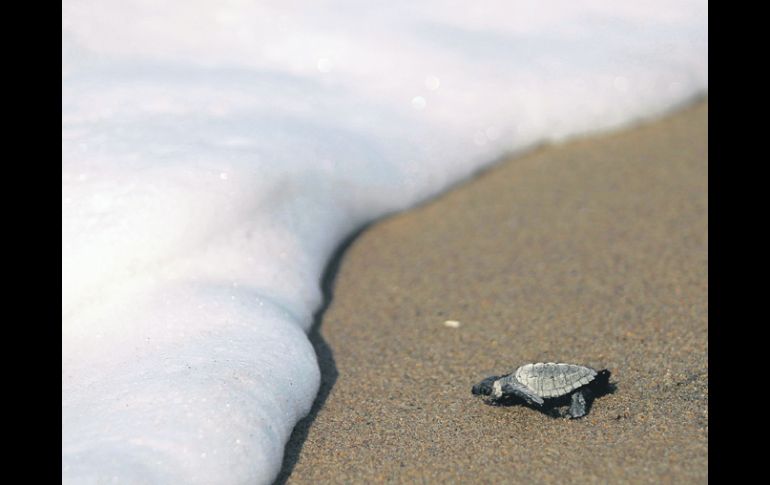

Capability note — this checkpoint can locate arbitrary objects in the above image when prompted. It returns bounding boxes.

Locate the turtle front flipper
[497,379,545,406]
[567,389,594,419]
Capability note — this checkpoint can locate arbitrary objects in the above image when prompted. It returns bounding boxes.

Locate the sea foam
[62,1,707,483]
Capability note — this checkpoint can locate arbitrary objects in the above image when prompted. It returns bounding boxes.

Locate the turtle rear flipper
[567,389,594,419]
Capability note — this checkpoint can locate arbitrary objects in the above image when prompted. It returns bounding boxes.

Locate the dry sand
[277,101,708,484]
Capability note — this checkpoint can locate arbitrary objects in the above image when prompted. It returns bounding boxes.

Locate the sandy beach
[277,101,708,483]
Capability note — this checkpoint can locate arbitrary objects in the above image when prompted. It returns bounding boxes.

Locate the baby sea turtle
[472,362,612,419]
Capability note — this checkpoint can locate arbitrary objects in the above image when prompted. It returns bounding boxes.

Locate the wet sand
[278,101,708,483]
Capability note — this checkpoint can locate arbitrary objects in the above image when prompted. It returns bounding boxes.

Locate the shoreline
[279,100,708,483]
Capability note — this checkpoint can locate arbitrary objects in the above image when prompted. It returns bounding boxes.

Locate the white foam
[62,1,707,483]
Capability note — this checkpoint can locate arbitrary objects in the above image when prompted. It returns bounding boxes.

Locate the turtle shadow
[272,226,369,485]
[481,372,618,419]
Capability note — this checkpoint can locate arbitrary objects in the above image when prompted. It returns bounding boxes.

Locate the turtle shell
[514,362,597,398]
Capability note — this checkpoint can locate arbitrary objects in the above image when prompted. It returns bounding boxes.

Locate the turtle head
[471,375,502,396]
